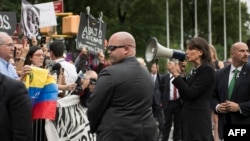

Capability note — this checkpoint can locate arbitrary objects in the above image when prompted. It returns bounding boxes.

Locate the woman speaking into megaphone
[167,37,215,141]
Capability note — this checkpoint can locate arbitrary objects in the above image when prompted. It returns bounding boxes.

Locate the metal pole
[166,0,170,48]
[194,0,198,37]
[223,0,227,60]
[208,0,212,44]
[239,0,242,41]
[180,0,184,50]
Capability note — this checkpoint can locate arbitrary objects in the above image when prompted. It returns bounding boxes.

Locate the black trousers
[162,100,182,141]
[153,105,165,132]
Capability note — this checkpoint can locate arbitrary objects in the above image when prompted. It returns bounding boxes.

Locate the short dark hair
[49,41,65,58]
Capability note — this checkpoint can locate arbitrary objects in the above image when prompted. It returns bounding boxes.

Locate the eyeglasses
[107,45,133,51]
[0,43,14,48]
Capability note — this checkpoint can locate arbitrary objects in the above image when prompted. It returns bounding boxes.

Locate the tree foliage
[1,0,250,66]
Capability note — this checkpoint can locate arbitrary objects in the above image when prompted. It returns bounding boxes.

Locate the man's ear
[124,46,130,55]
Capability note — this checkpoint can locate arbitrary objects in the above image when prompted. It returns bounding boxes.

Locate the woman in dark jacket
[168,37,215,141]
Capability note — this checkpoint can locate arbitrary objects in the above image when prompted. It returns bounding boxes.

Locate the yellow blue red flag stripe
[24,67,58,120]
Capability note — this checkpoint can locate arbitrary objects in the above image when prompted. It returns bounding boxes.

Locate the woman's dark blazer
[173,64,215,141]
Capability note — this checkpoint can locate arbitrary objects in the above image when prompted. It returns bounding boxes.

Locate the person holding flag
[22,46,58,141]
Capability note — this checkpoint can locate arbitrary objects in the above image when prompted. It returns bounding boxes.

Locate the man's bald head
[85,70,98,80]
[108,31,136,56]
[107,31,137,64]
[231,42,248,52]
[0,32,11,44]
[0,32,14,61]
[230,42,249,67]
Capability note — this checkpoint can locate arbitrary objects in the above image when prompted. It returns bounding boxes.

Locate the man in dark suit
[0,73,32,141]
[160,60,184,141]
[87,31,158,141]
[211,42,250,140]
[150,63,164,137]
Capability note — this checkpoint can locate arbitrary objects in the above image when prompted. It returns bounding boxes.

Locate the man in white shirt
[160,60,185,141]
[49,41,78,96]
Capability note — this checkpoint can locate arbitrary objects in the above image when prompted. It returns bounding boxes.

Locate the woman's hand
[65,83,77,91]
[19,65,32,80]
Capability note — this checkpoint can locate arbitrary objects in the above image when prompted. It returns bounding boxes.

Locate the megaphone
[145,37,186,62]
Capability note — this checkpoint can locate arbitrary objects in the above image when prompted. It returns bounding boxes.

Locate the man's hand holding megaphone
[168,60,187,78]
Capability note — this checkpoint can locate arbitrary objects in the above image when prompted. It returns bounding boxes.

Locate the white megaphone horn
[145,37,186,63]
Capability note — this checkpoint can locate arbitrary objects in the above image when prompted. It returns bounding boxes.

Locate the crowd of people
[1,30,250,141]
[149,37,250,141]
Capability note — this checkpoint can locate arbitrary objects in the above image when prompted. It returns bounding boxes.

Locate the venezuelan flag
[24,67,58,120]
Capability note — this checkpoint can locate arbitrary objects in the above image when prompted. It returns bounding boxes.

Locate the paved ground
[158,123,215,141]
[156,120,174,141]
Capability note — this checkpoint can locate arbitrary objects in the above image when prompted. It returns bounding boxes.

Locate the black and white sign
[0,12,17,35]
[76,12,106,55]
[21,0,40,39]
[45,95,96,141]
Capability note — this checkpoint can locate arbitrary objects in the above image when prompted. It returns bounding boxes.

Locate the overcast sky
[241,0,250,13]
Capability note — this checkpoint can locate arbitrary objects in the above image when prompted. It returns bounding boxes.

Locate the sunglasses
[89,78,97,85]
[107,45,127,51]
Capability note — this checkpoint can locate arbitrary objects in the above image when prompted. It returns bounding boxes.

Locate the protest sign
[76,12,106,55]
[21,0,39,39]
[34,2,57,28]
[0,12,17,35]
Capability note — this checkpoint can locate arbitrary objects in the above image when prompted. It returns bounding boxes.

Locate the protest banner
[0,12,17,35]
[21,0,40,39]
[34,2,57,28]
[45,95,96,141]
[21,0,57,39]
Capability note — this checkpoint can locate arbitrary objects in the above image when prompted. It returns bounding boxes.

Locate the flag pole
[223,0,227,61]
[180,0,184,50]
[239,0,242,42]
